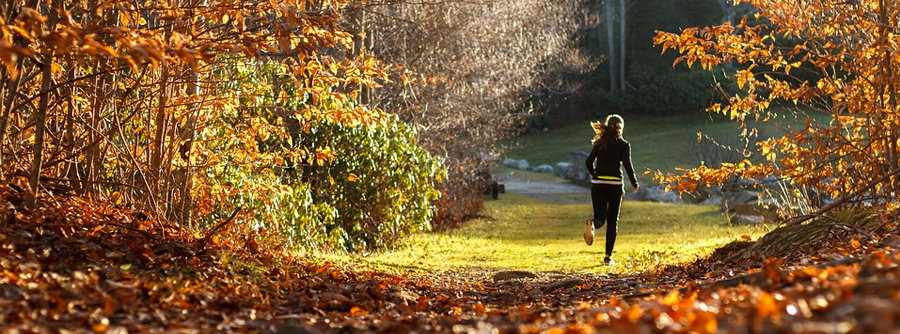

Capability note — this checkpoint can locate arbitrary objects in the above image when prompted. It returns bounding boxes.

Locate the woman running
[583,114,638,265]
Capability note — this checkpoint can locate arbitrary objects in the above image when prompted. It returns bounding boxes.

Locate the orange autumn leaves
[652,0,900,203]
[0,0,393,229]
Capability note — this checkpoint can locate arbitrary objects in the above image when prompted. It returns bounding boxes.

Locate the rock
[553,162,591,184]
[679,191,707,204]
[700,195,723,205]
[643,186,682,203]
[493,270,539,281]
[625,188,649,201]
[553,162,573,177]
[503,158,529,170]
[733,199,779,216]
[545,278,584,291]
[722,190,759,210]
[731,215,765,225]
[530,164,554,174]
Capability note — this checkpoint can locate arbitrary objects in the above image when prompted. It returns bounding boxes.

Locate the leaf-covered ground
[3,183,900,333]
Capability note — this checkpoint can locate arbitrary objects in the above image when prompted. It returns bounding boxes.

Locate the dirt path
[494,170,590,204]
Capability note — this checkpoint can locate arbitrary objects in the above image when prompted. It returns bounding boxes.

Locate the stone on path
[493,270,539,282]
[503,158,530,170]
[531,164,554,174]
[731,215,765,225]
[544,278,584,291]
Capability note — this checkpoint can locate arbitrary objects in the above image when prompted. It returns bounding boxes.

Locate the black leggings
[590,184,623,256]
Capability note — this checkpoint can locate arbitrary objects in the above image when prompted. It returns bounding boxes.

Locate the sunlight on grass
[505,113,782,185]
[355,193,769,275]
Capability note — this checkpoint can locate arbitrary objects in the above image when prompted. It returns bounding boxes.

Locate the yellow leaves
[8,25,34,43]
[472,302,487,315]
[755,292,778,318]
[625,304,643,322]
[314,147,335,165]
[662,289,680,306]
[735,69,753,89]
[349,306,368,317]
[689,311,718,334]
[347,173,359,182]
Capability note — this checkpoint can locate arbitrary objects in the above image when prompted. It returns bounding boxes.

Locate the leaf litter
[2,184,900,333]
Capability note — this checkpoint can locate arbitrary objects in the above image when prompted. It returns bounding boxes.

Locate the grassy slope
[505,113,777,185]
[358,193,768,274]
[353,113,789,275]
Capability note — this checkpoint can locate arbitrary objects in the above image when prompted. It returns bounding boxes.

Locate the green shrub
[300,116,443,251]
[195,59,443,253]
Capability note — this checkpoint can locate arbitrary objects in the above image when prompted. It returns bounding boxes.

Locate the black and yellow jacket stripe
[585,137,638,189]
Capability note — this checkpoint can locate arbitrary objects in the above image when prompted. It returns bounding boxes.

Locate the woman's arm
[585,145,598,176]
[623,142,639,190]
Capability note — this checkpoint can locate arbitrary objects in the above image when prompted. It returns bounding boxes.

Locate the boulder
[733,198,779,217]
[642,186,682,203]
[553,162,590,184]
[700,195,723,206]
[553,162,573,178]
[503,158,530,170]
[545,278,584,291]
[731,215,765,225]
[625,188,649,201]
[530,164,554,174]
[722,190,759,210]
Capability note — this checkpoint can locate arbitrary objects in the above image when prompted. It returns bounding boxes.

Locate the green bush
[196,59,443,253]
[300,116,443,251]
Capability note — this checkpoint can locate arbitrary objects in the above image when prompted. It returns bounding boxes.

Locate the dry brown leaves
[2,183,900,333]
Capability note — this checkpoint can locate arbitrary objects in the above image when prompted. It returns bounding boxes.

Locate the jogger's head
[591,114,625,147]
[604,114,624,136]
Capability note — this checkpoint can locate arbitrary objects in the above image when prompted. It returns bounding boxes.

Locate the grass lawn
[505,113,784,185]
[355,192,769,274]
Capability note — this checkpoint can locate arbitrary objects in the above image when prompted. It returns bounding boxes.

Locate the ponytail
[590,114,624,149]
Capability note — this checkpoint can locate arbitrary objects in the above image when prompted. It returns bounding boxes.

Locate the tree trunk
[149,69,169,195]
[878,0,899,190]
[605,0,617,93]
[618,0,626,93]
[0,61,22,179]
[28,55,53,208]
[64,56,80,191]
[177,70,200,228]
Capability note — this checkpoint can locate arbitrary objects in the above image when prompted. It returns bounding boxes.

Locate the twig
[105,221,161,242]
[783,168,900,227]
[621,256,869,301]
[199,207,242,246]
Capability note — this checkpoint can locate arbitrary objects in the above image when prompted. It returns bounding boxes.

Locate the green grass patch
[355,192,769,274]
[505,113,783,185]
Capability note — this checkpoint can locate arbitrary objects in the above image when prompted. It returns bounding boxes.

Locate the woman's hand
[633,185,640,192]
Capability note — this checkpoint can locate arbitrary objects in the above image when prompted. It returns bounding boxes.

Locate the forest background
[0,0,753,253]
[6,0,900,332]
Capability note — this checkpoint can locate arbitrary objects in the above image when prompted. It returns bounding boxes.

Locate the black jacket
[585,138,638,189]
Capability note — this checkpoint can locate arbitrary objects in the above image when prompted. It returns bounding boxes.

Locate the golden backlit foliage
[0,0,391,228]
[653,0,900,207]
[350,0,598,227]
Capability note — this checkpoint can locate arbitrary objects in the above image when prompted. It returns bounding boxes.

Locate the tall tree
[618,0,627,92]
[655,0,900,218]
[606,0,618,93]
